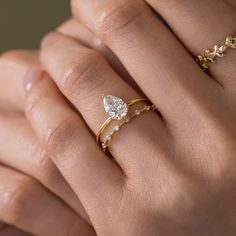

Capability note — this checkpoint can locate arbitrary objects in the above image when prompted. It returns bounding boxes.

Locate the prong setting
[103,95,128,120]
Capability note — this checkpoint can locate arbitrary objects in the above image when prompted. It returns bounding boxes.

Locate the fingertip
[41,32,59,48]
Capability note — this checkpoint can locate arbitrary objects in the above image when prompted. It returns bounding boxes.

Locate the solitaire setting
[97,96,152,153]
[103,95,128,120]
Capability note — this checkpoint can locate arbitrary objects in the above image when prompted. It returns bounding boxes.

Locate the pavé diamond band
[96,95,156,153]
[196,36,236,71]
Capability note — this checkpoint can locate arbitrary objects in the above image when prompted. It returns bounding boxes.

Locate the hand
[24,0,236,235]
[0,222,30,236]
[0,17,132,236]
[0,51,95,235]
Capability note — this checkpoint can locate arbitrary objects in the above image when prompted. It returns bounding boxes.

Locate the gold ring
[196,35,236,71]
[96,95,156,152]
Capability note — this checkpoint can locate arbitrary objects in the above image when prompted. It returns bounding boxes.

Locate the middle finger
[71,0,219,127]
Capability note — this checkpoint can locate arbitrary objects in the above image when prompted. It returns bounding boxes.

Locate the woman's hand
[0,16,130,236]
[0,15,132,235]
[24,0,236,235]
[0,221,30,236]
[0,51,95,235]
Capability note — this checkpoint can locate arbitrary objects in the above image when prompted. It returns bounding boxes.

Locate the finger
[0,115,90,224]
[71,0,217,127]
[0,52,92,225]
[0,166,95,236]
[24,71,124,224]
[0,224,32,236]
[0,51,39,112]
[40,33,168,173]
[226,0,236,10]
[58,19,134,85]
[146,0,236,89]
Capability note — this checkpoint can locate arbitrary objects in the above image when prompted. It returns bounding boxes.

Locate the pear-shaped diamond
[103,95,128,120]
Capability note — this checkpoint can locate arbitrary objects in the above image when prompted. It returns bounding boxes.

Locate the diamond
[114,126,120,131]
[103,95,128,120]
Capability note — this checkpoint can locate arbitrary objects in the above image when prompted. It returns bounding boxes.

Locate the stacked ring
[96,95,156,153]
[196,35,236,71]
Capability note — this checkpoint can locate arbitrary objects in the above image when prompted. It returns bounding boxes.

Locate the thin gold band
[96,98,148,146]
[101,104,156,153]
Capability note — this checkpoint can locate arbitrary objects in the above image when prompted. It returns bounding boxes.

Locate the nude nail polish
[24,67,44,92]
[41,32,58,48]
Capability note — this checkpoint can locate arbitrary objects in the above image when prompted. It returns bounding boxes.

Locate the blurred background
[0,1,70,53]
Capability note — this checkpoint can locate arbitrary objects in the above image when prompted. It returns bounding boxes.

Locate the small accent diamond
[115,126,120,131]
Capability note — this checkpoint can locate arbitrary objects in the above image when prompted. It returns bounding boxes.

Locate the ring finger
[40,33,168,173]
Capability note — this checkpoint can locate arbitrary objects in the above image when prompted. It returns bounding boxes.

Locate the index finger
[0,50,39,112]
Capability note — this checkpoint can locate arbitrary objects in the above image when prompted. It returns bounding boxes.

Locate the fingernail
[93,36,104,48]
[24,67,44,92]
[41,31,58,48]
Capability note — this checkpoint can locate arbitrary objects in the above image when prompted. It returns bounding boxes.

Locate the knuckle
[195,115,236,183]
[212,138,236,181]
[41,164,61,188]
[32,145,55,176]
[32,144,50,169]
[30,143,63,189]
[25,85,46,115]
[44,119,77,159]
[95,1,143,35]
[62,51,105,98]
[2,177,37,224]
[35,151,60,186]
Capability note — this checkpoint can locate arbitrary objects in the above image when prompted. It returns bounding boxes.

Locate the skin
[0,72,91,231]
[19,0,236,235]
[1,0,236,235]
[0,18,131,235]
[0,21,103,236]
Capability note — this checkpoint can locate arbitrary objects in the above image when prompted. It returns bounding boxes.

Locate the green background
[0,1,70,53]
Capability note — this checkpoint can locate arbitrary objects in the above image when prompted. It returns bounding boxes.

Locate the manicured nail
[24,67,44,92]
[93,36,103,47]
[41,31,58,48]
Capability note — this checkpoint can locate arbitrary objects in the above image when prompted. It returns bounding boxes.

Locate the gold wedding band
[96,95,156,153]
[196,35,236,71]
